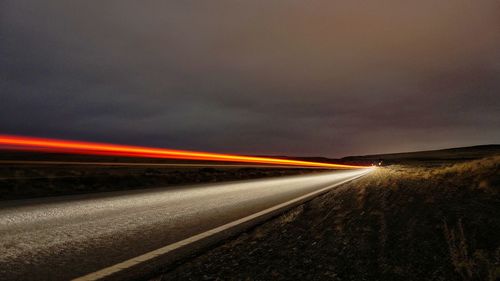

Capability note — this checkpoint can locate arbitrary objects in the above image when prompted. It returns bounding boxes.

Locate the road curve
[0,169,370,280]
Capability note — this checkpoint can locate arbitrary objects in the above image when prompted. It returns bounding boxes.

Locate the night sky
[1,1,499,157]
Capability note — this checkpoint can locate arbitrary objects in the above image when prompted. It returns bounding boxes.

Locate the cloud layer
[1,1,499,156]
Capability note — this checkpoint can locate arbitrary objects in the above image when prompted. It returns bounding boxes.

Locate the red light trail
[0,135,369,169]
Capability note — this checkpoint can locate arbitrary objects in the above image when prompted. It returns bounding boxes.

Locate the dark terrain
[156,147,500,281]
[0,151,322,201]
[341,144,500,166]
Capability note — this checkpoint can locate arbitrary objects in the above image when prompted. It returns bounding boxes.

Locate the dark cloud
[1,1,499,157]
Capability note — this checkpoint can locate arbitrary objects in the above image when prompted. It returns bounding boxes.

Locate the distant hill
[341,144,500,166]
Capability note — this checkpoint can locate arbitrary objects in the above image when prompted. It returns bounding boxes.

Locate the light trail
[0,134,369,169]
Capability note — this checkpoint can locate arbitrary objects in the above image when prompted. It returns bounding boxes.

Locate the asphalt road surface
[0,169,370,280]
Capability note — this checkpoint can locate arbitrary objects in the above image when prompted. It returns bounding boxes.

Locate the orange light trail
[0,135,369,169]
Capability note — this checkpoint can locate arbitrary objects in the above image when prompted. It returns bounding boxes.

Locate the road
[0,169,370,280]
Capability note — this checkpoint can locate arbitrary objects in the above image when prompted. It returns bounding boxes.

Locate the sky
[1,1,499,157]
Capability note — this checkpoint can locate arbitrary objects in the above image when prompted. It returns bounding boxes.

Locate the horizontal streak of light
[0,135,369,169]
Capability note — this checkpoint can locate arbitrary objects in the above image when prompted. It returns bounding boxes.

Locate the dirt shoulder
[156,156,500,281]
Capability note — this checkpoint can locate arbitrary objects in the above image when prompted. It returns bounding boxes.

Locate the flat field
[0,151,322,200]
